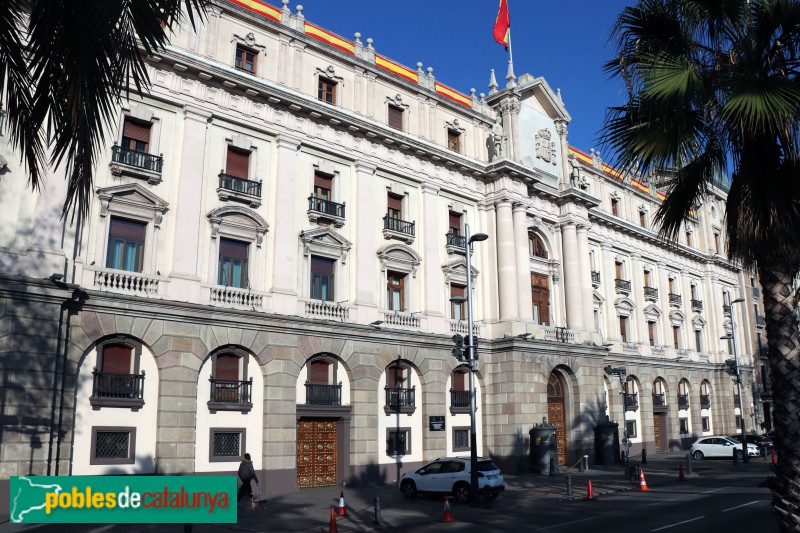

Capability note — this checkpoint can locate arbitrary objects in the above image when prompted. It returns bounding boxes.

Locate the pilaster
[513,203,533,321]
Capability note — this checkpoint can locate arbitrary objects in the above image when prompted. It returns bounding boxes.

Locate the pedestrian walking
[237,453,260,504]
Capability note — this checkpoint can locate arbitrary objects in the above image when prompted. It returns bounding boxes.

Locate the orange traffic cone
[586,479,596,501]
[678,464,685,482]
[441,495,453,522]
[337,490,346,516]
[328,506,338,533]
[639,468,650,491]
[772,448,778,465]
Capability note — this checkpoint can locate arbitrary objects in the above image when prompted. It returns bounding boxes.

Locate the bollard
[583,455,589,472]
[373,497,381,526]
[686,453,693,475]
[642,448,647,464]
[567,474,573,497]
[732,448,739,466]
[620,450,626,463]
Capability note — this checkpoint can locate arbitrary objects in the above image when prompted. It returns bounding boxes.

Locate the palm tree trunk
[758,263,800,531]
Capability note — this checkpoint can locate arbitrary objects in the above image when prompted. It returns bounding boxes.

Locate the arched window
[384,360,415,415]
[304,355,342,406]
[449,366,470,414]
[90,339,145,411]
[208,348,252,413]
[529,233,548,259]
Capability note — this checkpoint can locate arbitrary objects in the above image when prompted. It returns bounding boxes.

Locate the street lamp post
[604,365,628,466]
[449,223,488,507]
[722,297,748,463]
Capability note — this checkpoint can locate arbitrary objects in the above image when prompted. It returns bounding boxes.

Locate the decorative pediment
[96,183,168,227]
[300,227,352,263]
[445,118,466,133]
[692,315,706,328]
[386,93,409,110]
[614,297,635,315]
[644,303,661,319]
[316,65,344,84]
[442,257,479,285]
[669,310,685,324]
[377,244,421,278]
[207,206,269,247]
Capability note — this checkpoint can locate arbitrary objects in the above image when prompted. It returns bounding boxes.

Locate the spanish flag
[493,0,510,51]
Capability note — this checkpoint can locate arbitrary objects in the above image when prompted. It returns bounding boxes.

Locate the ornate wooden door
[297,419,337,488]
[547,372,567,465]
[653,413,667,452]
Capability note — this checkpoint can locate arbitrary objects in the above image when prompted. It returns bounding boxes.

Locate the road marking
[650,516,705,531]
[539,517,595,530]
[722,500,761,512]
[701,487,727,494]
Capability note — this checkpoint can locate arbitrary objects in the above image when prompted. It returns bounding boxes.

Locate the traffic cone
[772,448,777,465]
[678,464,685,482]
[586,479,596,501]
[337,490,346,516]
[441,495,453,522]
[328,506,338,533]
[639,468,650,491]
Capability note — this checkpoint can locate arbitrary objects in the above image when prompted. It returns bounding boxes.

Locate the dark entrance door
[653,413,668,452]
[547,372,567,465]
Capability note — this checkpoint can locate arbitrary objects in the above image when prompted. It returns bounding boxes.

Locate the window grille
[213,432,241,457]
[95,431,130,459]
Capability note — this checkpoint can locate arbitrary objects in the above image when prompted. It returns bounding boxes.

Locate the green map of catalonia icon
[10,476,64,523]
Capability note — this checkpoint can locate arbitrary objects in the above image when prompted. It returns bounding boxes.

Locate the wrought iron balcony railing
[383,215,415,236]
[652,393,666,408]
[111,145,163,173]
[752,286,761,298]
[677,394,690,409]
[644,286,658,300]
[218,172,262,197]
[700,394,711,409]
[756,315,766,327]
[305,381,342,405]
[669,293,682,306]
[209,378,252,404]
[90,369,145,410]
[691,299,703,311]
[446,232,467,249]
[615,279,631,292]
[384,386,416,414]
[624,393,639,411]
[450,389,471,414]
[591,271,601,285]
[723,304,731,315]
[308,195,346,218]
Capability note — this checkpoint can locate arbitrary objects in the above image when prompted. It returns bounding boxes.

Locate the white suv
[399,457,505,503]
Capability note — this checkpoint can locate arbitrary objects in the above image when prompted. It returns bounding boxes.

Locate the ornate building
[0,0,763,498]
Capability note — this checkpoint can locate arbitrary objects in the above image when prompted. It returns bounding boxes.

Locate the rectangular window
[690,284,697,299]
[714,232,720,253]
[679,418,689,434]
[626,420,637,438]
[639,211,646,227]
[318,77,337,104]
[673,325,680,349]
[447,129,461,152]
[235,45,257,73]
[309,360,330,384]
[314,172,333,201]
[531,273,550,326]
[686,231,692,247]
[106,217,146,272]
[101,344,133,374]
[210,428,245,462]
[647,321,656,347]
[388,105,403,130]
[452,371,466,391]
[615,261,623,280]
[702,417,710,432]
[644,270,652,287]
[387,365,407,388]
[122,118,151,153]
[226,146,250,179]
[735,415,742,430]
[448,211,462,236]
[386,428,410,456]
[451,284,466,321]
[310,256,335,301]
[90,427,136,465]
[387,271,405,311]
[668,278,676,293]
[218,238,249,288]
[619,316,628,343]
[453,427,470,451]
[695,330,702,352]
[611,198,619,216]
[387,193,403,231]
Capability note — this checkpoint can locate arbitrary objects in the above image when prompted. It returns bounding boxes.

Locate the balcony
[734,395,741,408]
[109,145,163,184]
[217,172,262,207]
[624,393,639,411]
[308,195,346,227]
[207,377,253,413]
[652,393,666,409]
[90,369,145,411]
[723,304,731,315]
[383,215,415,244]
[615,278,631,294]
[445,232,467,255]
[700,394,711,409]
[644,286,658,301]
[93,268,159,297]
[384,386,416,414]
[383,310,421,329]
[542,326,575,343]
[691,299,703,312]
[305,381,342,405]
[210,286,263,310]
[752,286,761,298]
[450,389,471,414]
[449,320,480,337]
[305,300,349,321]
[591,271,601,286]
[756,315,766,328]
[669,293,682,307]
[758,345,769,359]
[677,394,690,410]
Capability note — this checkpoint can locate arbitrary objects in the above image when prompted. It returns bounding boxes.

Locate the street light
[721,296,748,463]
[449,223,488,507]
[603,365,628,466]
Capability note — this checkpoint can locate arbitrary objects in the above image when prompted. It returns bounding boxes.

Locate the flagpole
[506,0,513,65]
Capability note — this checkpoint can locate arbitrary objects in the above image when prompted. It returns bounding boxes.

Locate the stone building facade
[0,0,764,499]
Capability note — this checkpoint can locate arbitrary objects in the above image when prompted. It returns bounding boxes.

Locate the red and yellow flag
[493,0,510,51]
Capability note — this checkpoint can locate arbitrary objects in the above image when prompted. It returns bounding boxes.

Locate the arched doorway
[547,372,567,465]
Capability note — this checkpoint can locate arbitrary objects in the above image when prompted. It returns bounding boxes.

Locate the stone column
[495,200,519,321]
[422,183,443,317]
[271,135,301,314]
[631,254,648,344]
[576,224,594,330]
[500,98,520,161]
[681,269,695,348]
[658,262,672,347]
[560,221,583,330]
[555,120,570,188]
[277,34,292,86]
[513,203,533,321]
[479,201,499,323]
[170,106,211,301]
[354,161,377,311]
[204,7,221,57]
[601,242,617,338]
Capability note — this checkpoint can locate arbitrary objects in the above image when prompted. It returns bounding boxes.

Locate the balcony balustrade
[591,271,601,285]
[678,394,690,409]
[669,293,682,307]
[450,389,471,414]
[624,393,639,411]
[446,232,467,249]
[305,382,342,405]
[700,394,711,409]
[691,299,703,311]
[756,315,766,327]
[90,370,146,410]
[752,286,761,298]
[112,145,164,173]
[384,386,416,414]
[723,304,731,315]
[644,286,658,300]
[615,278,631,293]
[308,195,346,218]
[652,393,666,408]
[218,172,262,197]
[93,268,159,297]
[208,377,253,413]
[305,300,349,321]
[383,216,415,236]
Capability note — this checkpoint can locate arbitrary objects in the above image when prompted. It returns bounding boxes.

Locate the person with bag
[237,453,260,504]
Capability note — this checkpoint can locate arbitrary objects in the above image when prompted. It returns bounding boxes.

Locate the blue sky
[281,0,633,155]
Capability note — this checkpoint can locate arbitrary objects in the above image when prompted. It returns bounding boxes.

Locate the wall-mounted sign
[429,416,446,431]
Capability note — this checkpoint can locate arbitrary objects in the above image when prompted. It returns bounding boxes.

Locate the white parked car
[690,436,760,460]
[399,457,505,503]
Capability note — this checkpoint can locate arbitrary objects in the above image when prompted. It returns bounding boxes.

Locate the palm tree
[602,0,800,528]
[0,0,207,218]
